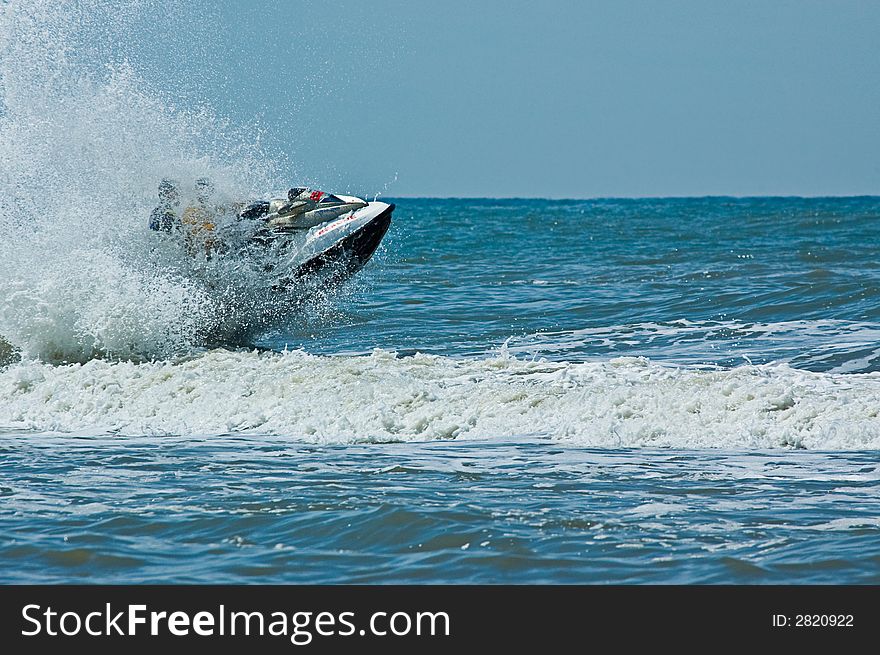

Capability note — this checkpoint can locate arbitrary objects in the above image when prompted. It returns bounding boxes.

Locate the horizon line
[380,193,880,201]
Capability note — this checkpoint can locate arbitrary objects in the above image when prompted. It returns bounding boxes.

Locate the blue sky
[142,0,879,198]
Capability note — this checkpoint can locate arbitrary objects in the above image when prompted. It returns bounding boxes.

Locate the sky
[141,0,880,198]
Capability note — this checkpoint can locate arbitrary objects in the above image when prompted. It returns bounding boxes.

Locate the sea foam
[1,348,878,449]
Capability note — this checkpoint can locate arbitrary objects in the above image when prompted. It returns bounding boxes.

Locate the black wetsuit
[149,204,178,232]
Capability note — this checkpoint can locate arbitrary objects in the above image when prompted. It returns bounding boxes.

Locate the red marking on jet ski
[310,190,325,202]
[315,211,358,237]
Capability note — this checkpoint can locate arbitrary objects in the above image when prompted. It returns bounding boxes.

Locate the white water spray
[0,0,294,362]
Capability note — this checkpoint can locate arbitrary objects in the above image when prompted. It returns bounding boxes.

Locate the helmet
[158,178,179,203]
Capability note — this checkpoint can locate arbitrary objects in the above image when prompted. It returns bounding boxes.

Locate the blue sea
[1,1,879,585]
[2,197,880,584]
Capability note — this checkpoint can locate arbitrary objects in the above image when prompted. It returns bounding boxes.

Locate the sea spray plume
[0,0,295,361]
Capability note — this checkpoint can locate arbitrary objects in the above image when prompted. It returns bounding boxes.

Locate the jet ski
[235,187,394,292]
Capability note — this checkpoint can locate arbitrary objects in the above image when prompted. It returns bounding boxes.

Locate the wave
[1,348,878,449]
[506,319,880,373]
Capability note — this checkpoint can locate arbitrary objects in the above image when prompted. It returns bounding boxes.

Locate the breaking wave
[1,348,878,449]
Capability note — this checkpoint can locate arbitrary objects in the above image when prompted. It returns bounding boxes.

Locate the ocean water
[1,1,880,584]
[3,196,879,584]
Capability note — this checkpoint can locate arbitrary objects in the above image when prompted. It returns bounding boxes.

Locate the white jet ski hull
[273,201,394,291]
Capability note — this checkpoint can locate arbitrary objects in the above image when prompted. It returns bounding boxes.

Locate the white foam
[1,349,878,449]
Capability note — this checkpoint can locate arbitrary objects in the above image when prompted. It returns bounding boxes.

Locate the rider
[149,177,218,255]
[151,180,356,250]
[148,178,180,232]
